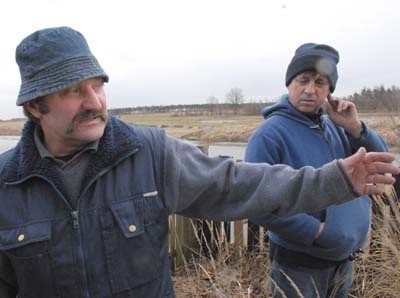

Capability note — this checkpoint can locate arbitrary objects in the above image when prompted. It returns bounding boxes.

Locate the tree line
[344,85,400,112]
[109,85,400,116]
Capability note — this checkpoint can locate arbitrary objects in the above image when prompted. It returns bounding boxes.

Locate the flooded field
[0,136,19,153]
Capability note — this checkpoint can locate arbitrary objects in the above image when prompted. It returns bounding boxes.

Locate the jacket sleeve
[347,121,388,153]
[244,129,323,245]
[158,133,358,221]
[0,252,18,297]
[250,213,321,246]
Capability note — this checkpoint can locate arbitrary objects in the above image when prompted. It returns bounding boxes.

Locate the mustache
[66,109,108,135]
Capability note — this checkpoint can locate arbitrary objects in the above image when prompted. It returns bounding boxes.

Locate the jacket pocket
[100,196,162,294]
[0,221,56,298]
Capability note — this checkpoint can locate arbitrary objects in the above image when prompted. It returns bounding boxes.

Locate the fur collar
[0,116,142,197]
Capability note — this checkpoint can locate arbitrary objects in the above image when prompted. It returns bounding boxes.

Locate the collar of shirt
[33,125,99,164]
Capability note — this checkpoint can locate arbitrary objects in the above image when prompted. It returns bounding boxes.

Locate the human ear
[24,100,43,119]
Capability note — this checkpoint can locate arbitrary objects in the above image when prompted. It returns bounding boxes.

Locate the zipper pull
[71,210,79,229]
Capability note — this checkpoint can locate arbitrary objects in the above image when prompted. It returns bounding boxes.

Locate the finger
[327,96,338,104]
[337,100,349,113]
[366,174,396,185]
[327,95,338,110]
[366,164,400,178]
[365,152,396,163]
[363,184,384,196]
[336,100,344,112]
[349,147,367,162]
[324,98,333,114]
[341,101,349,111]
[347,101,356,109]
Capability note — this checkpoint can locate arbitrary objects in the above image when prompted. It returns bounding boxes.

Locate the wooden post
[169,144,210,270]
[234,220,244,248]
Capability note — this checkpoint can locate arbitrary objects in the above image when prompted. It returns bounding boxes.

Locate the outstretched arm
[160,134,399,220]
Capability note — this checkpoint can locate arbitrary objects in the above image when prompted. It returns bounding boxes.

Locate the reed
[173,185,400,297]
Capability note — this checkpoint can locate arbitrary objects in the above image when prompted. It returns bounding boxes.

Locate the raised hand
[325,95,363,138]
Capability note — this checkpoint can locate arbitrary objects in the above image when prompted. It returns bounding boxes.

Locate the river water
[0,136,20,153]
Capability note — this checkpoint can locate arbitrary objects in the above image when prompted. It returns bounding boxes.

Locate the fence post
[169,144,209,271]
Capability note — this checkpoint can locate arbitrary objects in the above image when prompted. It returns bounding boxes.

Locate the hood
[261,94,323,127]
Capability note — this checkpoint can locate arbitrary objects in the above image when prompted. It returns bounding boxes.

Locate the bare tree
[226,87,245,114]
[206,96,221,115]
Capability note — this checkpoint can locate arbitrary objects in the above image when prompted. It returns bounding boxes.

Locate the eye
[315,79,329,86]
[296,78,310,85]
[92,81,104,93]
[61,86,80,97]
[70,87,80,94]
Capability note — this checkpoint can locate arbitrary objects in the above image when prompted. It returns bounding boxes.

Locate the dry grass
[1,113,400,151]
[360,113,400,152]
[172,220,272,298]
[172,186,400,297]
[118,113,263,142]
[118,112,400,150]
[0,120,25,135]
[350,185,400,298]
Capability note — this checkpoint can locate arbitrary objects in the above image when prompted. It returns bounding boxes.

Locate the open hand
[340,147,400,195]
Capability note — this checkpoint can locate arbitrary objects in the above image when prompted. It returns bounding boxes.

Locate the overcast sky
[1,0,399,120]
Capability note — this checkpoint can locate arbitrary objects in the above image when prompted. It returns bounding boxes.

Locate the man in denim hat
[246,43,388,297]
[0,28,397,298]
[16,26,109,155]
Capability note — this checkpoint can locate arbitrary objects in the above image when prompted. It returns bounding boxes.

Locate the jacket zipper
[71,149,138,298]
[71,210,91,298]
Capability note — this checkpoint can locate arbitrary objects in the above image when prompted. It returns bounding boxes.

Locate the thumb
[351,147,367,162]
[342,147,366,175]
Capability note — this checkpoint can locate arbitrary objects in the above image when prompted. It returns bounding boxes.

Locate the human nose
[304,80,316,94]
[81,88,103,110]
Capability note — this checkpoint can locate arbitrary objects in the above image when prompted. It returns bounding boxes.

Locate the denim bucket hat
[15,26,109,105]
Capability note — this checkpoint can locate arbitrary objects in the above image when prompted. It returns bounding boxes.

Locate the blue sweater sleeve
[245,127,322,246]
[250,213,321,246]
[347,121,388,153]
[244,128,280,164]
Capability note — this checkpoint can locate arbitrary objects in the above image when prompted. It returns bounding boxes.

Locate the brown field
[120,112,400,151]
[3,112,400,151]
[0,120,25,136]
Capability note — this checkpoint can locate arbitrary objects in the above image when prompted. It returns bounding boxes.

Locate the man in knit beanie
[245,43,388,297]
[285,43,339,93]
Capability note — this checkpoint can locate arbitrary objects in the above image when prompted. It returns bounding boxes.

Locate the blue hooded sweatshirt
[245,95,388,261]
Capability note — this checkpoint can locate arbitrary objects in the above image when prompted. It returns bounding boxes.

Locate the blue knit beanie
[285,43,339,92]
